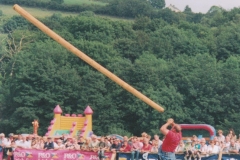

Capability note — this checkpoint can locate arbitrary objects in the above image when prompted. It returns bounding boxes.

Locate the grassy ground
[0,4,80,18]
[64,0,107,6]
[0,4,133,22]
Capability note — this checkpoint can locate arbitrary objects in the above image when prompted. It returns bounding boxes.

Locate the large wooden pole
[13,4,164,113]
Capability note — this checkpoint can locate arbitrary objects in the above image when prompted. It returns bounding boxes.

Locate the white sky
[165,0,240,13]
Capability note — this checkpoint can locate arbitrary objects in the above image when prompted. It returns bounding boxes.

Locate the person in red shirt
[159,118,182,160]
[120,140,131,152]
[141,138,152,153]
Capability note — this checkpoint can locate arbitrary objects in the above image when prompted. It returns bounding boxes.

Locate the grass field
[0,4,80,18]
[64,0,107,6]
[0,4,133,22]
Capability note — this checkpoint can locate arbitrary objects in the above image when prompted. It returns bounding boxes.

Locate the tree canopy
[1,2,240,137]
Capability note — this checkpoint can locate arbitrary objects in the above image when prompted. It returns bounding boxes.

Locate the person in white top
[199,138,208,157]
[55,139,65,149]
[222,136,230,153]
[16,136,31,149]
[153,134,162,148]
[0,133,10,147]
[175,140,184,154]
[15,134,23,146]
[228,140,238,154]
[217,130,225,143]
[207,140,220,155]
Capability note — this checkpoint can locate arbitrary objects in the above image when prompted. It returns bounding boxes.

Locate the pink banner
[0,152,2,160]
[14,148,113,160]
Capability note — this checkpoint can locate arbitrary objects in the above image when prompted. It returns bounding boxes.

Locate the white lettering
[63,153,77,159]
[14,152,26,157]
[38,153,51,159]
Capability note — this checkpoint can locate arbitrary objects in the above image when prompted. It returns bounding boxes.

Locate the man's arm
[160,118,174,135]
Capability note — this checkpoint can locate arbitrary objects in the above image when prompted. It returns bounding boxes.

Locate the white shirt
[17,140,31,149]
[207,145,220,154]
[217,135,225,143]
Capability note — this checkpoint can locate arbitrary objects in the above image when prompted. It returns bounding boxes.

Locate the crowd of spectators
[0,128,239,160]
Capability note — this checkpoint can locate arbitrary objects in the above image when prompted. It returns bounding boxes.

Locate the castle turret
[84,106,93,131]
[54,105,62,129]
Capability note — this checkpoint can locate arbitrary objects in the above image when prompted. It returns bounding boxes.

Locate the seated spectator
[228,140,238,154]
[151,140,159,153]
[183,138,194,160]
[32,137,44,149]
[141,138,152,153]
[81,137,90,151]
[199,138,208,156]
[15,134,23,146]
[16,136,31,149]
[104,137,111,152]
[131,137,141,160]
[110,139,121,160]
[6,141,16,160]
[98,137,107,160]
[69,138,80,150]
[213,136,220,146]
[227,128,237,141]
[120,140,131,152]
[207,140,220,155]
[88,135,99,152]
[193,139,201,160]
[153,134,162,148]
[60,134,68,144]
[55,139,65,150]
[78,136,85,149]
[65,138,73,149]
[175,140,185,154]
[217,130,225,143]
[110,139,121,152]
[222,136,230,153]
[43,137,54,150]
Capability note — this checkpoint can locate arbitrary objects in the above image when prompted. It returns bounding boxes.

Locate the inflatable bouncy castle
[45,105,93,138]
[180,124,216,140]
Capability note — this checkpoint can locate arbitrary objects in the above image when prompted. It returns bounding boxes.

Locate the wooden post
[13,4,164,113]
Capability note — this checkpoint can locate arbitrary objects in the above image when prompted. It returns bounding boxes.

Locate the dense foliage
[1,2,240,138]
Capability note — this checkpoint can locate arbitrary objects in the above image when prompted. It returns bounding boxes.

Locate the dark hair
[229,128,236,136]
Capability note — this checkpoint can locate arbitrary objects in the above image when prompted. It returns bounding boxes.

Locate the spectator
[151,140,159,153]
[55,139,65,150]
[183,138,193,160]
[104,137,111,151]
[228,140,238,154]
[130,136,141,160]
[78,136,85,149]
[32,137,44,149]
[213,136,220,146]
[88,135,99,152]
[110,139,121,160]
[199,138,208,156]
[227,128,237,141]
[153,134,162,148]
[15,134,23,146]
[81,137,90,151]
[207,140,220,155]
[98,137,107,160]
[120,140,131,152]
[60,134,68,144]
[217,130,225,143]
[175,140,184,154]
[43,137,54,150]
[16,136,31,149]
[65,138,73,149]
[70,138,80,150]
[222,136,230,153]
[141,138,152,153]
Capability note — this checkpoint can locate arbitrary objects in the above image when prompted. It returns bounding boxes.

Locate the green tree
[148,0,165,9]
